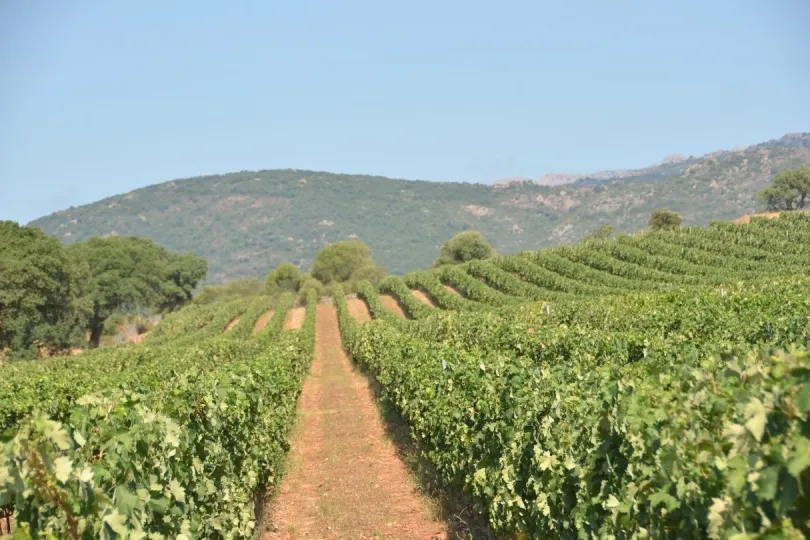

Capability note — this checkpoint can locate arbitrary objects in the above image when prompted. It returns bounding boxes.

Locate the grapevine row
[335,283,810,537]
[0,290,318,538]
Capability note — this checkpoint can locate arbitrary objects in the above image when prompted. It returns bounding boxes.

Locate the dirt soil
[252,310,275,335]
[732,210,809,224]
[224,317,240,332]
[379,295,407,319]
[411,289,436,307]
[733,211,783,224]
[443,284,462,296]
[284,307,307,330]
[263,304,446,539]
[346,298,372,323]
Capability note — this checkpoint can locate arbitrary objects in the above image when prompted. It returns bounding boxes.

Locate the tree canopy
[757,167,810,211]
[433,231,495,267]
[648,209,683,231]
[297,273,325,304]
[68,236,207,347]
[265,262,302,294]
[311,240,378,284]
[0,221,89,358]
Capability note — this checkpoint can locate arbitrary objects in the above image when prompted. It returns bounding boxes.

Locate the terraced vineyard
[2,213,809,539]
[337,213,810,539]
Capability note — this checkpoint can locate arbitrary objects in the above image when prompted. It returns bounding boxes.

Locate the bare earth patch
[411,289,436,307]
[283,307,307,330]
[444,284,462,296]
[346,298,372,323]
[263,305,446,539]
[380,295,407,319]
[224,317,240,332]
[734,210,810,224]
[252,310,275,335]
[733,211,783,224]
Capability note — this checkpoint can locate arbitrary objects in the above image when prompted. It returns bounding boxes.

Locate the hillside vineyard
[2,213,810,537]
[348,214,810,538]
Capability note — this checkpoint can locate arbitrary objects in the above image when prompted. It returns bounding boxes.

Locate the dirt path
[252,310,275,335]
[346,298,372,323]
[411,289,436,307]
[284,307,307,330]
[263,304,445,539]
[380,294,407,319]
[224,317,240,332]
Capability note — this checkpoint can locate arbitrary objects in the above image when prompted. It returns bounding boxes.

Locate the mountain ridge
[29,133,810,282]
[498,132,809,187]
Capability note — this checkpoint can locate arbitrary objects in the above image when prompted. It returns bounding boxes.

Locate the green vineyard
[0,292,315,538]
[2,213,810,538]
[338,213,810,539]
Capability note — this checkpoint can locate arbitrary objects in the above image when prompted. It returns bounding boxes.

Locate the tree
[69,236,207,347]
[158,252,209,311]
[757,167,810,211]
[648,209,682,231]
[311,240,376,283]
[265,262,301,294]
[349,264,388,286]
[433,231,495,267]
[297,273,325,304]
[0,222,89,358]
[584,225,615,241]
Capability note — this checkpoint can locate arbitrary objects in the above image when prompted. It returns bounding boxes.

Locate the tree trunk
[89,320,104,349]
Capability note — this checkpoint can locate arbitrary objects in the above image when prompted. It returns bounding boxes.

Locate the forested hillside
[30,133,810,281]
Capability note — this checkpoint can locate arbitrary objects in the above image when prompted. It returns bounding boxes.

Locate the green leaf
[165,419,181,447]
[795,383,810,414]
[757,465,781,501]
[744,398,767,442]
[649,489,679,511]
[103,510,129,535]
[727,455,749,494]
[77,466,94,483]
[148,497,171,514]
[787,438,810,478]
[115,486,139,514]
[707,498,728,540]
[47,421,72,451]
[53,456,72,483]
[168,479,186,503]
[73,430,86,447]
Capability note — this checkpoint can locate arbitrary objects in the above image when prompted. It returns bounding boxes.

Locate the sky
[1,0,808,224]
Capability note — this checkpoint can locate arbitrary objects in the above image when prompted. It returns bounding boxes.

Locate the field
[2,213,810,538]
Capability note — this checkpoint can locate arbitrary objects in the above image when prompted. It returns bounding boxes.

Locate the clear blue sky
[1,0,808,224]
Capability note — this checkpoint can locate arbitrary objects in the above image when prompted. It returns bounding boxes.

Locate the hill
[29,133,810,282]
